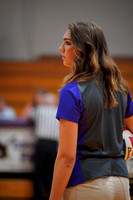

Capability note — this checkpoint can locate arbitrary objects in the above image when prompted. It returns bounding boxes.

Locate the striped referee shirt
[30,105,59,141]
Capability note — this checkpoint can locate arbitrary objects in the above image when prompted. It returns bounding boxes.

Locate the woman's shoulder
[60,80,82,100]
[61,80,78,92]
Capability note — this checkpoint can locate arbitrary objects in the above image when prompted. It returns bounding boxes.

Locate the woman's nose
[59,43,64,52]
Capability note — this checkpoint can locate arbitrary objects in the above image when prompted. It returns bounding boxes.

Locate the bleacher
[0,57,132,117]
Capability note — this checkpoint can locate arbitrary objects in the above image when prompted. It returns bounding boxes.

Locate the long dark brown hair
[63,21,128,108]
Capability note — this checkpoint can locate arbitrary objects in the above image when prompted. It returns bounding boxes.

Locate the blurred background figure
[20,88,48,120]
[26,89,59,200]
[0,96,17,120]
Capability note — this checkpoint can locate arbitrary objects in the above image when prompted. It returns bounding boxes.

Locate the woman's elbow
[58,155,76,168]
[65,157,75,168]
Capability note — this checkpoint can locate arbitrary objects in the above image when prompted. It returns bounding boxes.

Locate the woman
[49,21,133,200]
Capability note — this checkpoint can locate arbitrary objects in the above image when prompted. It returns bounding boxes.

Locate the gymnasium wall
[0,0,133,60]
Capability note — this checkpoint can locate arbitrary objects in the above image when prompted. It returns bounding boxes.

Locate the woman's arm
[124,116,133,133]
[49,118,78,200]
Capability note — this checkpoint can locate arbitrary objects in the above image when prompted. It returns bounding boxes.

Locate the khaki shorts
[62,176,130,200]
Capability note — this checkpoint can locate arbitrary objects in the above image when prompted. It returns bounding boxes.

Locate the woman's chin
[63,61,72,67]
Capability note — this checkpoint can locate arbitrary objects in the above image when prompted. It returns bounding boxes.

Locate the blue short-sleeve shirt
[56,80,133,187]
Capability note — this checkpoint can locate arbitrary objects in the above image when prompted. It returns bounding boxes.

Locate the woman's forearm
[49,119,78,200]
[124,116,133,133]
[49,155,75,200]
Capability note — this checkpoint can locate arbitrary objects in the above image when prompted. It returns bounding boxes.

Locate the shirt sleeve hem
[56,115,79,124]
